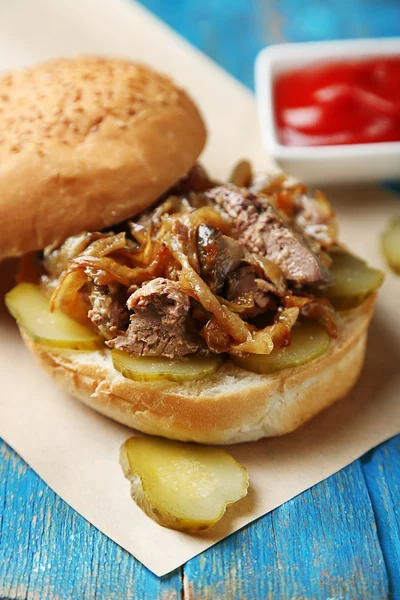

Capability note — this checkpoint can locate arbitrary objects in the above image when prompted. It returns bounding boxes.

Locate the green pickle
[321,251,384,310]
[120,437,249,533]
[112,349,222,382]
[5,283,103,350]
[231,321,330,375]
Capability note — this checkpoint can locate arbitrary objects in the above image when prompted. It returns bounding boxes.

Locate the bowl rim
[254,37,400,160]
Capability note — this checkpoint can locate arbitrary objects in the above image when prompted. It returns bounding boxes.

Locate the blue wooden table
[1,1,400,598]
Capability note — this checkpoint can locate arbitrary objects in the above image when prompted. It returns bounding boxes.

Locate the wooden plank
[362,436,400,598]
[0,441,181,600]
[140,0,266,89]
[183,461,388,599]
[264,0,400,42]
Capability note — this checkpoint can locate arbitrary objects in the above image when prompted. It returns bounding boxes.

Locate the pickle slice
[323,251,384,310]
[382,217,400,274]
[231,321,330,374]
[5,282,103,350]
[120,436,249,532]
[112,349,222,382]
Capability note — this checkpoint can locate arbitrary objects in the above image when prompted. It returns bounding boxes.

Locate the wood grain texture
[362,436,400,600]
[141,0,265,89]
[184,462,389,600]
[1,0,400,598]
[264,0,400,44]
[0,441,182,600]
[140,0,400,89]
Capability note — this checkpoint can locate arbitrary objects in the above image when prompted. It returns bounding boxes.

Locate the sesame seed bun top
[0,56,206,260]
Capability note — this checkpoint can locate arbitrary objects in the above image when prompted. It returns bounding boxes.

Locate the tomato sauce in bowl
[274,57,400,147]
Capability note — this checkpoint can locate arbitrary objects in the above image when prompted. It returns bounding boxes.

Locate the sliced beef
[293,193,337,249]
[196,223,244,293]
[88,284,129,340]
[108,278,202,358]
[206,185,328,285]
[227,265,274,318]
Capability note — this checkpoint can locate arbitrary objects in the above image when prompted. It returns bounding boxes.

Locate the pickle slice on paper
[120,437,249,533]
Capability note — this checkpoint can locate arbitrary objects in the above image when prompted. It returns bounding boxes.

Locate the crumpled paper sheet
[0,0,399,576]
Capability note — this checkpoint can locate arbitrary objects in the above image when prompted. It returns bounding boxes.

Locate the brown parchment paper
[0,0,399,577]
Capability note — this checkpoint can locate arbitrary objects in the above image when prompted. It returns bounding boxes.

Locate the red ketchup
[274,57,400,146]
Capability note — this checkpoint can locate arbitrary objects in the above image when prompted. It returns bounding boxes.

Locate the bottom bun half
[21,295,376,445]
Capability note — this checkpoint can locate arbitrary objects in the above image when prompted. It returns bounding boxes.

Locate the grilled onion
[169,231,251,343]
[49,269,90,325]
[229,307,299,355]
[284,294,337,337]
[36,163,344,360]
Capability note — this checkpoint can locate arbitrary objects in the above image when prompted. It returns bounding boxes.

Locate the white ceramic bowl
[255,38,400,184]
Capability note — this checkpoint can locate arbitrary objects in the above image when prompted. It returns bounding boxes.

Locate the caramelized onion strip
[300,298,337,338]
[71,245,168,287]
[49,269,90,325]
[243,251,286,294]
[183,207,232,236]
[179,269,250,343]
[229,307,299,355]
[201,317,231,354]
[284,295,337,338]
[81,232,127,258]
[168,234,250,343]
[217,294,254,313]
[48,233,128,318]
[229,160,252,188]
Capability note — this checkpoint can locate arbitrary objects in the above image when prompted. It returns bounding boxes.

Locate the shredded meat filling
[196,223,244,293]
[88,284,129,340]
[40,163,339,359]
[293,192,336,249]
[227,266,274,318]
[206,185,328,285]
[108,278,203,357]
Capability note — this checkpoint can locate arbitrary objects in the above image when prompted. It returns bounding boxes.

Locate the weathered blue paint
[139,0,400,89]
[268,0,400,44]
[184,462,389,600]
[362,436,400,599]
[141,0,266,89]
[1,1,399,598]
[0,441,182,600]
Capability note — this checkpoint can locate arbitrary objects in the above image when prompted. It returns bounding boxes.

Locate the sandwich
[2,57,383,444]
